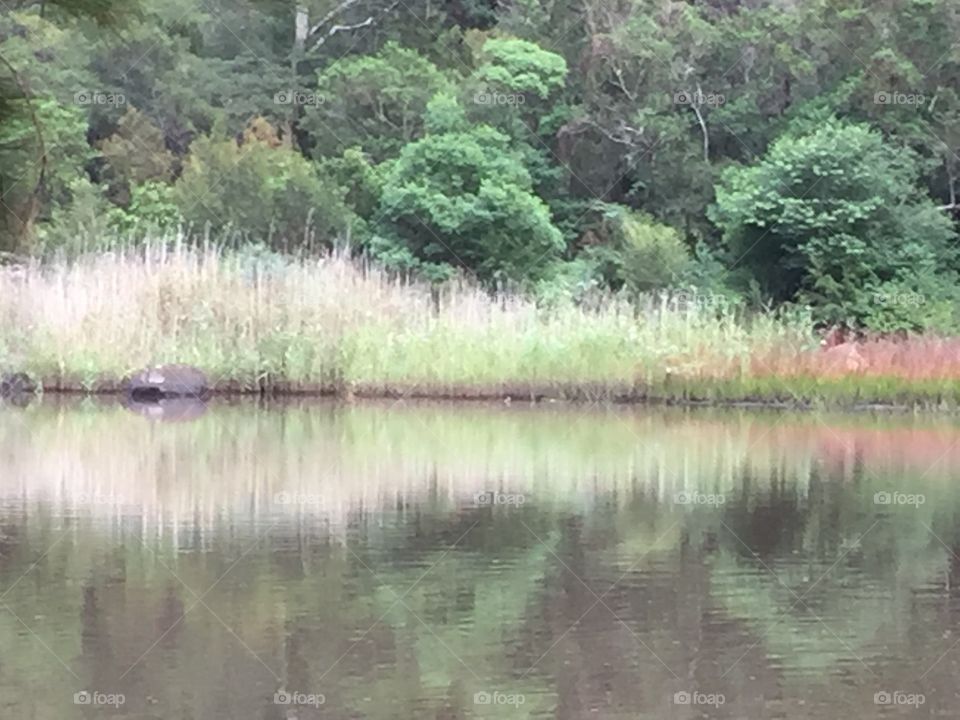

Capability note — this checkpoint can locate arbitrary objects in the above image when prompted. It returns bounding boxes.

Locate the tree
[0,9,103,251]
[711,120,958,329]
[465,36,573,223]
[98,107,175,205]
[373,96,563,284]
[173,117,352,248]
[303,42,453,162]
[469,37,567,103]
[603,205,691,294]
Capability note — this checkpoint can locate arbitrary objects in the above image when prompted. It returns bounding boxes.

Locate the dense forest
[2,0,960,331]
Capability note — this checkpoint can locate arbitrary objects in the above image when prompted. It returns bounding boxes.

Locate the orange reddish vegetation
[751,335,960,380]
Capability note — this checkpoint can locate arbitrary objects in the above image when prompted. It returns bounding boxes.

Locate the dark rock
[0,372,37,397]
[127,364,210,402]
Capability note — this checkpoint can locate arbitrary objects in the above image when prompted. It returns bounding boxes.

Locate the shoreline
[4,381,955,414]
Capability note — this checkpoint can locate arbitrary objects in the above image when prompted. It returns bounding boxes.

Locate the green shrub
[583,204,692,294]
[710,119,958,330]
[36,177,125,254]
[173,119,352,249]
[374,102,564,284]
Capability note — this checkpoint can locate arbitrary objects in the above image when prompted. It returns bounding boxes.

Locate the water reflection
[123,397,209,423]
[0,400,958,718]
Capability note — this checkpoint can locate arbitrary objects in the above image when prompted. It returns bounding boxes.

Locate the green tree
[304,42,453,162]
[711,120,957,329]
[98,107,175,205]
[606,206,691,294]
[469,37,567,104]
[374,97,563,284]
[464,37,577,236]
[0,10,101,251]
[174,118,352,249]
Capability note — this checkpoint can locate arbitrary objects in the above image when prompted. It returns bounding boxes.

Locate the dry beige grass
[0,241,810,398]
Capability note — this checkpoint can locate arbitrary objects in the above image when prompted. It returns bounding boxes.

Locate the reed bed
[2,241,960,406]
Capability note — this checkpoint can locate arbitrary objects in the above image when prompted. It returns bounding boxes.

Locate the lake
[0,398,957,718]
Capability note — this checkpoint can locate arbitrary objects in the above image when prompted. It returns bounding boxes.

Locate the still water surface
[1,399,959,718]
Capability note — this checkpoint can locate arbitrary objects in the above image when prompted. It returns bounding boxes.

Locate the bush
[710,119,958,330]
[36,177,125,254]
[581,204,691,294]
[616,210,691,294]
[374,102,564,284]
[173,119,352,250]
[120,181,180,232]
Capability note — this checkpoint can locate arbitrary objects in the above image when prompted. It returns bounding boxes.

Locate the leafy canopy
[174,118,351,248]
[711,120,957,329]
[374,97,563,284]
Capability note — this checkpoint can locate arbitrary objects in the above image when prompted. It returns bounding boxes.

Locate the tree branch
[691,83,709,163]
[308,0,363,38]
[308,0,402,52]
[562,117,645,146]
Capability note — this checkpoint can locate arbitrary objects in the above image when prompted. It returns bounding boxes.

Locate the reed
[2,240,960,406]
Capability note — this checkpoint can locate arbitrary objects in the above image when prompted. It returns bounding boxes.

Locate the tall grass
[0,240,796,397]
[2,240,959,405]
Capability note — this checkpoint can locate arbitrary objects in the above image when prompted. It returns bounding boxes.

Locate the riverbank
[8,374,960,411]
[3,244,960,409]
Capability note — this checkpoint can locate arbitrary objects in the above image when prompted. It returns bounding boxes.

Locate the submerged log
[127,364,210,401]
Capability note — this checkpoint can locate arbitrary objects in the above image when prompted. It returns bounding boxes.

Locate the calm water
[1,399,959,718]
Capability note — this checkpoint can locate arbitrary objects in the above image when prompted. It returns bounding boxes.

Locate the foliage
[2,0,960,328]
[304,42,453,162]
[711,120,958,329]
[98,107,175,204]
[35,177,124,254]
[173,119,351,248]
[589,204,692,294]
[123,180,180,231]
[374,110,563,283]
[469,37,567,102]
[317,147,383,235]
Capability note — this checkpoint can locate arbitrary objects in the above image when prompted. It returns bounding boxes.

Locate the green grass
[2,242,959,408]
